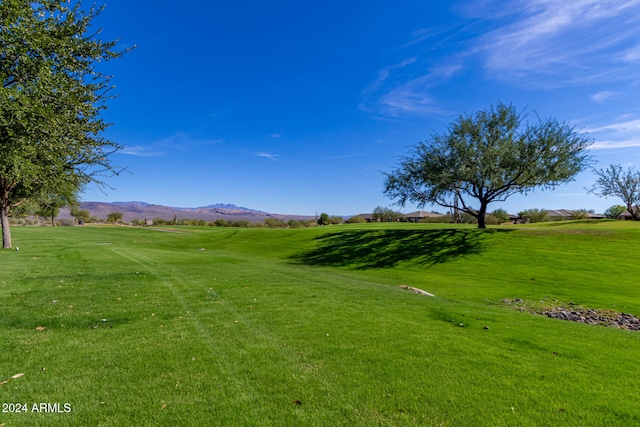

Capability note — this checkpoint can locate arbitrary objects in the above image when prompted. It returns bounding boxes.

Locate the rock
[543,306,640,331]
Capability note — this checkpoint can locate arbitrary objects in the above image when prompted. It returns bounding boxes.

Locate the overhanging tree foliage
[0,0,128,248]
[589,164,640,220]
[383,103,593,228]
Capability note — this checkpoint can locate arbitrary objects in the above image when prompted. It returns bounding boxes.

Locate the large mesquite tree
[0,0,128,248]
[384,103,593,228]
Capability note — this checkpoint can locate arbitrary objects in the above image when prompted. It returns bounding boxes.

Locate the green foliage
[490,208,510,223]
[604,204,626,219]
[0,0,130,247]
[264,217,287,228]
[419,214,452,224]
[318,212,330,225]
[569,209,590,220]
[459,212,478,224]
[384,102,592,228]
[230,219,252,228]
[372,206,403,222]
[70,207,90,222]
[329,215,343,225]
[518,208,549,223]
[347,215,366,224]
[10,199,39,218]
[590,164,640,220]
[106,211,123,224]
[212,218,227,227]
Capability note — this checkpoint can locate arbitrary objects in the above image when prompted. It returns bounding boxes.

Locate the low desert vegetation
[1,221,639,425]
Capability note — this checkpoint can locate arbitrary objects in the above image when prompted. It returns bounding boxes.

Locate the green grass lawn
[1,221,639,426]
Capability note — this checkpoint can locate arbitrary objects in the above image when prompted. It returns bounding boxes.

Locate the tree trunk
[628,203,640,221]
[477,203,488,229]
[1,202,12,249]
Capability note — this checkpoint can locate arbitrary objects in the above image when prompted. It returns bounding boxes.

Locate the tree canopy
[0,0,128,247]
[372,206,403,222]
[590,164,640,220]
[383,103,592,228]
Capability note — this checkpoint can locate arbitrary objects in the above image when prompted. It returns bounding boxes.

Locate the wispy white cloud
[590,91,616,102]
[269,133,282,139]
[591,139,640,149]
[469,0,640,86]
[119,145,164,157]
[254,152,281,161]
[118,132,222,157]
[621,44,640,62]
[586,118,640,149]
[587,118,640,133]
[362,0,640,119]
[361,62,462,118]
[156,132,222,148]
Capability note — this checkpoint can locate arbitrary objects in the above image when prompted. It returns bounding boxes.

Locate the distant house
[547,209,574,220]
[509,214,523,224]
[404,211,444,223]
[620,206,639,220]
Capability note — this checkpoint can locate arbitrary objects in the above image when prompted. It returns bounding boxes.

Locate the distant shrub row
[143,217,321,228]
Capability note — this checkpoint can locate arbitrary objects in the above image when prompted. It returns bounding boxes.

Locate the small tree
[106,212,123,224]
[347,216,366,224]
[569,209,590,220]
[318,213,330,225]
[604,204,626,219]
[383,103,592,228]
[70,207,91,223]
[372,206,403,222]
[489,208,510,223]
[590,164,640,221]
[518,209,549,223]
[329,215,344,225]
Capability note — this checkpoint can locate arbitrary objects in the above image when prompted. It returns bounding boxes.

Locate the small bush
[347,216,366,224]
[329,216,343,225]
[569,209,590,220]
[419,214,452,224]
[131,218,145,226]
[518,209,549,223]
[459,212,478,224]
[264,218,287,228]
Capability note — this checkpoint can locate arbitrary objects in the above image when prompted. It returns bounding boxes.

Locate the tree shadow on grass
[291,228,513,270]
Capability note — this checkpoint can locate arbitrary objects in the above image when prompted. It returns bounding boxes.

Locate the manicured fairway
[1,222,639,426]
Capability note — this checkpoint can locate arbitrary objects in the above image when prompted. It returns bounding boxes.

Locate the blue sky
[85,0,640,216]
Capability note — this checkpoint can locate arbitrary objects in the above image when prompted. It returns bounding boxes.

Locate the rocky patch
[543,307,640,331]
[502,299,640,331]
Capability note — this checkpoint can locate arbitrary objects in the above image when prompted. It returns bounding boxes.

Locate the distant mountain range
[59,201,312,223]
